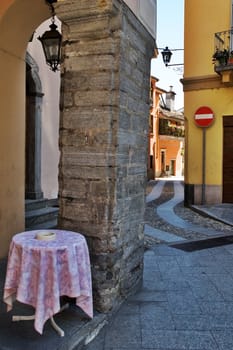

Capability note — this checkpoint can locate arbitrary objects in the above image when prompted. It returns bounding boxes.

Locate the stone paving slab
[85,244,233,349]
[192,204,233,226]
[141,330,219,350]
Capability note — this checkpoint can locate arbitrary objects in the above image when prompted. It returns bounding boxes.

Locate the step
[25,199,49,211]
[25,219,58,231]
[25,207,59,228]
[47,198,59,208]
[25,198,58,212]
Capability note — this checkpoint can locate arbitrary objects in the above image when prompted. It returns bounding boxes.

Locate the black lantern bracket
[38,0,62,72]
[158,46,184,67]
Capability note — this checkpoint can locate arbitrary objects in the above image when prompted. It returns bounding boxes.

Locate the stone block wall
[57,0,155,312]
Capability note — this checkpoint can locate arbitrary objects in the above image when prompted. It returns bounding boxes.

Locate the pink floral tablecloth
[3,230,93,334]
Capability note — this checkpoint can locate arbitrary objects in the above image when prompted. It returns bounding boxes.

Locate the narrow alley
[1,1,233,350]
[85,177,233,350]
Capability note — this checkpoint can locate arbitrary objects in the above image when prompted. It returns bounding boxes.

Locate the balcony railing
[213,30,233,72]
[159,119,184,138]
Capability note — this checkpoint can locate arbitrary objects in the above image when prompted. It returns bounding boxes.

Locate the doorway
[223,116,233,202]
[170,159,175,176]
[161,150,166,175]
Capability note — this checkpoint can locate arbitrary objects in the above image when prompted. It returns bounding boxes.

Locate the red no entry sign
[194,106,214,127]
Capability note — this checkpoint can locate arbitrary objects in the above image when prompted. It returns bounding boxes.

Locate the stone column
[56,0,155,312]
[25,54,44,200]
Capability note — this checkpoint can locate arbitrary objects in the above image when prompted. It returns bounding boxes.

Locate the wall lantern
[38,0,62,72]
[159,46,184,67]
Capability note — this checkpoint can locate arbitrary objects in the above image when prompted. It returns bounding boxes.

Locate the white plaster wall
[25,0,157,200]
[124,0,157,38]
[27,19,60,199]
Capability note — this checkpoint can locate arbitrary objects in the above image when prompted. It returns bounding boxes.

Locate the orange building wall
[148,77,184,179]
[156,138,183,177]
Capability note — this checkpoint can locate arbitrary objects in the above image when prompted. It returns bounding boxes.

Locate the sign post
[194,106,214,204]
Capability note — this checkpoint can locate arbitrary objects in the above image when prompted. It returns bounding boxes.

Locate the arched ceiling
[0,0,51,58]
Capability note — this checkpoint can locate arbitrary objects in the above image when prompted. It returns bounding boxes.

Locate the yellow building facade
[183,0,233,205]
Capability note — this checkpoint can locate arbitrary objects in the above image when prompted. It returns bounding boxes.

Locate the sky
[151,0,184,110]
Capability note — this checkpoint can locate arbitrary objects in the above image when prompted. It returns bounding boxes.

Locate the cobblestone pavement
[144,179,232,248]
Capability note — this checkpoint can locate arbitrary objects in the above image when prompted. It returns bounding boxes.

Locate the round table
[3,229,93,335]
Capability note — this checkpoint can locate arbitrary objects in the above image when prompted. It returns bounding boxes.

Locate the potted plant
[228,51,233,64]
[212,48,229,66]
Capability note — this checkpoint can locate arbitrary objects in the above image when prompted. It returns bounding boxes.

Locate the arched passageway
[0,0,49,255]
[0,0,156,312]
